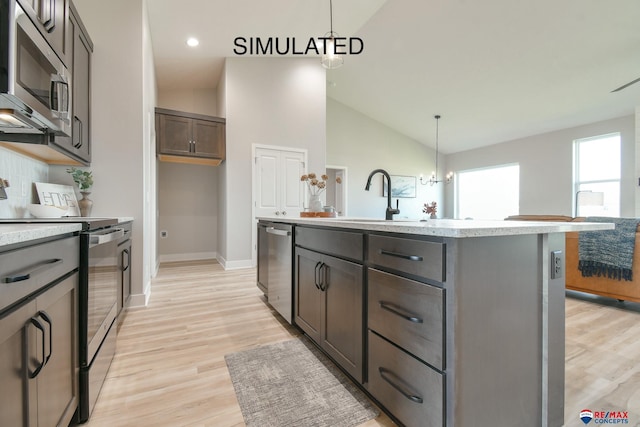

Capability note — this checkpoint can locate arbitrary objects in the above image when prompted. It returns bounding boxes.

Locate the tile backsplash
[0,146,49,218]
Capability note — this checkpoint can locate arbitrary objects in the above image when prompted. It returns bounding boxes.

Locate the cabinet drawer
[296,227,363,262]
[368,268,444,369]
[0,237,79,315]
[367,331,444,427]
[368,234,444,282]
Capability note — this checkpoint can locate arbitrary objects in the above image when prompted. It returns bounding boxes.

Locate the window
[455,164,520,220]
[573,133,620,217]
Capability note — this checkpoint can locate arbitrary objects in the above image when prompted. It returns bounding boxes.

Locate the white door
[255,147,305,218]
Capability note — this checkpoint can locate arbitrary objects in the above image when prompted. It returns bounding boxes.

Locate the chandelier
[420,115,453,186]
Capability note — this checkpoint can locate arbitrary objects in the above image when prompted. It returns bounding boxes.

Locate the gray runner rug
[224,338,379,427]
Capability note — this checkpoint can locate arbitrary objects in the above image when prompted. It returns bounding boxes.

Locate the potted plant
[67,167,94,216]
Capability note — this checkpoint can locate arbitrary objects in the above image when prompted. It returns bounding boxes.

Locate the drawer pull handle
[3,259,63,283]
[379,301,423,323]
[379,249,423,262]
[378,367,424,404]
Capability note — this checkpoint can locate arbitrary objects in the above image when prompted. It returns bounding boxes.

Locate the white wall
[59,0,157,307]
[157,89,218,116]
[157,162,218,262]
[445,115,636,218]
[222,57,325,267]
[327,98,442,219]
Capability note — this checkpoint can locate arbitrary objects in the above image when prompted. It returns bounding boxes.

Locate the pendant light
[321,0,343,69]
[420,115,453,186]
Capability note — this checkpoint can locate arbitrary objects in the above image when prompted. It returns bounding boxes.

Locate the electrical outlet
[160,230,168,238]
[550,250,563,279]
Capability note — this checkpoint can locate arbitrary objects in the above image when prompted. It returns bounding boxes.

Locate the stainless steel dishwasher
[264,222,293,324]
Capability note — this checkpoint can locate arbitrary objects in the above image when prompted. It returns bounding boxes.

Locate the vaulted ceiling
[147,0,640,153]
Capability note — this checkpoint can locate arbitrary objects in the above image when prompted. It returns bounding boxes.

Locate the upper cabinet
[155,108,226,166]
[67,1,93,163]
[17,0,71,66]
[47,0,92,164]
[1,0,92,165]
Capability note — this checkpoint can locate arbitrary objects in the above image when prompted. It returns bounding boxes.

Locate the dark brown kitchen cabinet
[0,273,78,427]
[295,246,364,383]
[67,0,93,164]
[17,0,71,65]
[155,108,226,165]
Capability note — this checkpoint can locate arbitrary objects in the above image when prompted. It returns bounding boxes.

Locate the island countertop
[256,216,614,238]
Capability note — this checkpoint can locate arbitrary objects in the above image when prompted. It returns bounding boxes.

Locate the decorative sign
[35,183,80,216]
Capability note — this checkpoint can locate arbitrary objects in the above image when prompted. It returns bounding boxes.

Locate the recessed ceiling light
[186,37,199,47]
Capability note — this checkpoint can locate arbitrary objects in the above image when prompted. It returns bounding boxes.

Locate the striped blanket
[578,217,640,281]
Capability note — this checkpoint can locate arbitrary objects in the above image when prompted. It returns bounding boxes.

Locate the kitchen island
[257,217,613,427]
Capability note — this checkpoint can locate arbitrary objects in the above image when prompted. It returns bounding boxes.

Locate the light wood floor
[83,260,640,427]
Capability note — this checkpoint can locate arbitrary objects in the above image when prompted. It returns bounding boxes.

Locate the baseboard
[158,251,217,263]
[129,279,151,308]
[216,253,253,270]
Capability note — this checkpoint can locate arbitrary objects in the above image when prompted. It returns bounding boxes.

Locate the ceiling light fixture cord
[329,0,334,35]
[434,114,440,181]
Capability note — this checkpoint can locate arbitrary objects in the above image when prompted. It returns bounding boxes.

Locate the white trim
[326,164,348,216]
[216,253,253,270]
[158,252,218,263]
[129,278,152,307]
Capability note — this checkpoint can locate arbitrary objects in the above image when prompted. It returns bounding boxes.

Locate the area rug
[224,338,379,427]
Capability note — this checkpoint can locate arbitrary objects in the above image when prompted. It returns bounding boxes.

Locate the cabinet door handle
[27,316,46,379]
[39,311,53,366]
[122,248,130,271]
[320,263,328,292]
[46,0,56,32]
[73,116,83,148]
[379,301,423,324]
[379,249,423,262]
[378,367,424,404]
[314,262,322,290]
[3,259,63,283]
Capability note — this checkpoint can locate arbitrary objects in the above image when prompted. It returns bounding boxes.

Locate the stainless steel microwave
[0,0,71,136]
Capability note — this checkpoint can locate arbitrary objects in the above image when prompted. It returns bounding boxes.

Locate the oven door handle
[89,228,125,246]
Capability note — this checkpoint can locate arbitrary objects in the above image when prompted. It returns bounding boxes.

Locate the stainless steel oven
[78,224,123,422]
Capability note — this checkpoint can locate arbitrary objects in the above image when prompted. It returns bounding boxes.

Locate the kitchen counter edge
[0,223,83,248]
[256,216,614,238]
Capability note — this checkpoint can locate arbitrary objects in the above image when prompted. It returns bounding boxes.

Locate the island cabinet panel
[295,227,363,263]
[368,268,444,370]
[294,229,364,383]
[368,234,445,282]
[368,331,444,427]
[262,219,573,427]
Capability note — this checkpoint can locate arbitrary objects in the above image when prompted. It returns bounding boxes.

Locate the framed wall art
[382,175,417,198]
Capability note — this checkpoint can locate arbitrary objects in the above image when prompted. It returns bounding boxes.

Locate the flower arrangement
[423,201,437,217]
[300,173,342,195]
[66,167,93,191]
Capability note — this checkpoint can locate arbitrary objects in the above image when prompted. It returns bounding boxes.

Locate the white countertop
[257,217,614,238]
[0,223,82,248]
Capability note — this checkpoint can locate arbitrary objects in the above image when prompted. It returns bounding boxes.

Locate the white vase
[309,194,323,212]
